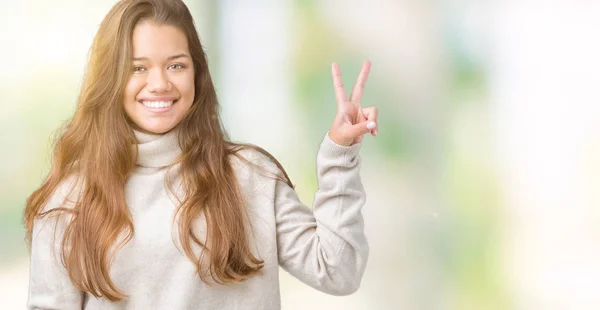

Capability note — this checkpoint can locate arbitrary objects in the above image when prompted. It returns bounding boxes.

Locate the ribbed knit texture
[27,130,369,310]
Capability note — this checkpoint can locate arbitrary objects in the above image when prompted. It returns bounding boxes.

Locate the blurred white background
[1,0,600,309]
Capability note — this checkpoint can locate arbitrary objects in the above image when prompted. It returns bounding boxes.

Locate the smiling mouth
[141,100,175,108]
[138,99,179,111]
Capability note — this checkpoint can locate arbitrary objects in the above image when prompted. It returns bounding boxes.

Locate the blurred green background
[2,1,600,309]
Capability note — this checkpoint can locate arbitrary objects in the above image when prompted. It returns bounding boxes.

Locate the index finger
[331,62,348,105]
[349,60,371,104]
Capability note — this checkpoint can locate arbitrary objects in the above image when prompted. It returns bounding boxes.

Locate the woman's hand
[328,60,378,146]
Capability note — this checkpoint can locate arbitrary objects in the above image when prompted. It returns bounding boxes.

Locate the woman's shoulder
[228,143,291,185]
[229,143,278,168]
[41,174,83,213]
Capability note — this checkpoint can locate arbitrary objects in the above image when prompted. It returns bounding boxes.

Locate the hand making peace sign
[328,61,379,147]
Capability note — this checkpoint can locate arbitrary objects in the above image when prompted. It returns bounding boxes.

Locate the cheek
[176,73,195,101]
[124,77,143,102]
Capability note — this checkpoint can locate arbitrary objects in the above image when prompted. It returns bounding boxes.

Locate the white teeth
[141,101,174,108]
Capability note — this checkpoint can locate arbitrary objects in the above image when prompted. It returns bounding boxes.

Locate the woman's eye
[133,66,146,73]
[169,64,184,70]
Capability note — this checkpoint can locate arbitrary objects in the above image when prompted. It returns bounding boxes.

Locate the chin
[136,122,179,135]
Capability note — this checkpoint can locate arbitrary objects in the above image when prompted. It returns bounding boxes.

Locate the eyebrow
[132,53,191,61]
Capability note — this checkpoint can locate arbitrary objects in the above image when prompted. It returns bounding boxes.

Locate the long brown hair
[24,0,292,301]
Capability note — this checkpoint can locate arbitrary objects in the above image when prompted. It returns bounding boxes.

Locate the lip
[138,96,179,102]
[138,98,179,113]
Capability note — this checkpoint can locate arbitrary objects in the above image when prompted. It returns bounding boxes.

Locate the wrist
[327,131,353,147]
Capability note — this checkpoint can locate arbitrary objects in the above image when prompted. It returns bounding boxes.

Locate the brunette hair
[24,0,292,301]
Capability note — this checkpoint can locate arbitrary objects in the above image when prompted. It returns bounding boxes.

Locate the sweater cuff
[320,131,363,159]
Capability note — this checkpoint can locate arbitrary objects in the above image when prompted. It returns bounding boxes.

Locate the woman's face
[123,21,195,134]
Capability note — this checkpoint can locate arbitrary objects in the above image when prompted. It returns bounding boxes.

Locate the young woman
[24,0,378,309]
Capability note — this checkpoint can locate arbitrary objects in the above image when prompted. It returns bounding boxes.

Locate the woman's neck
[133,127,181,168]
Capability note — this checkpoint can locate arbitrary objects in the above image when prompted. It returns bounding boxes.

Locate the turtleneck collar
[133,127,182,168]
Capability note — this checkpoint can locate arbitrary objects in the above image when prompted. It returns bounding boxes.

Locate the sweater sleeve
[27,181,84,309]
[275,132,369,295]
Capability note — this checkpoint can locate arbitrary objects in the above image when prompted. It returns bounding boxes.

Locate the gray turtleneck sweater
[27,130,368,310]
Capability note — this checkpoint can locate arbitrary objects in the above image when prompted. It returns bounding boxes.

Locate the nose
[146,69,172,93]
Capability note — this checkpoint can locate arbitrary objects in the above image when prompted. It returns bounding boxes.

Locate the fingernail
[367,121,376,130]
[373,129,378,136]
